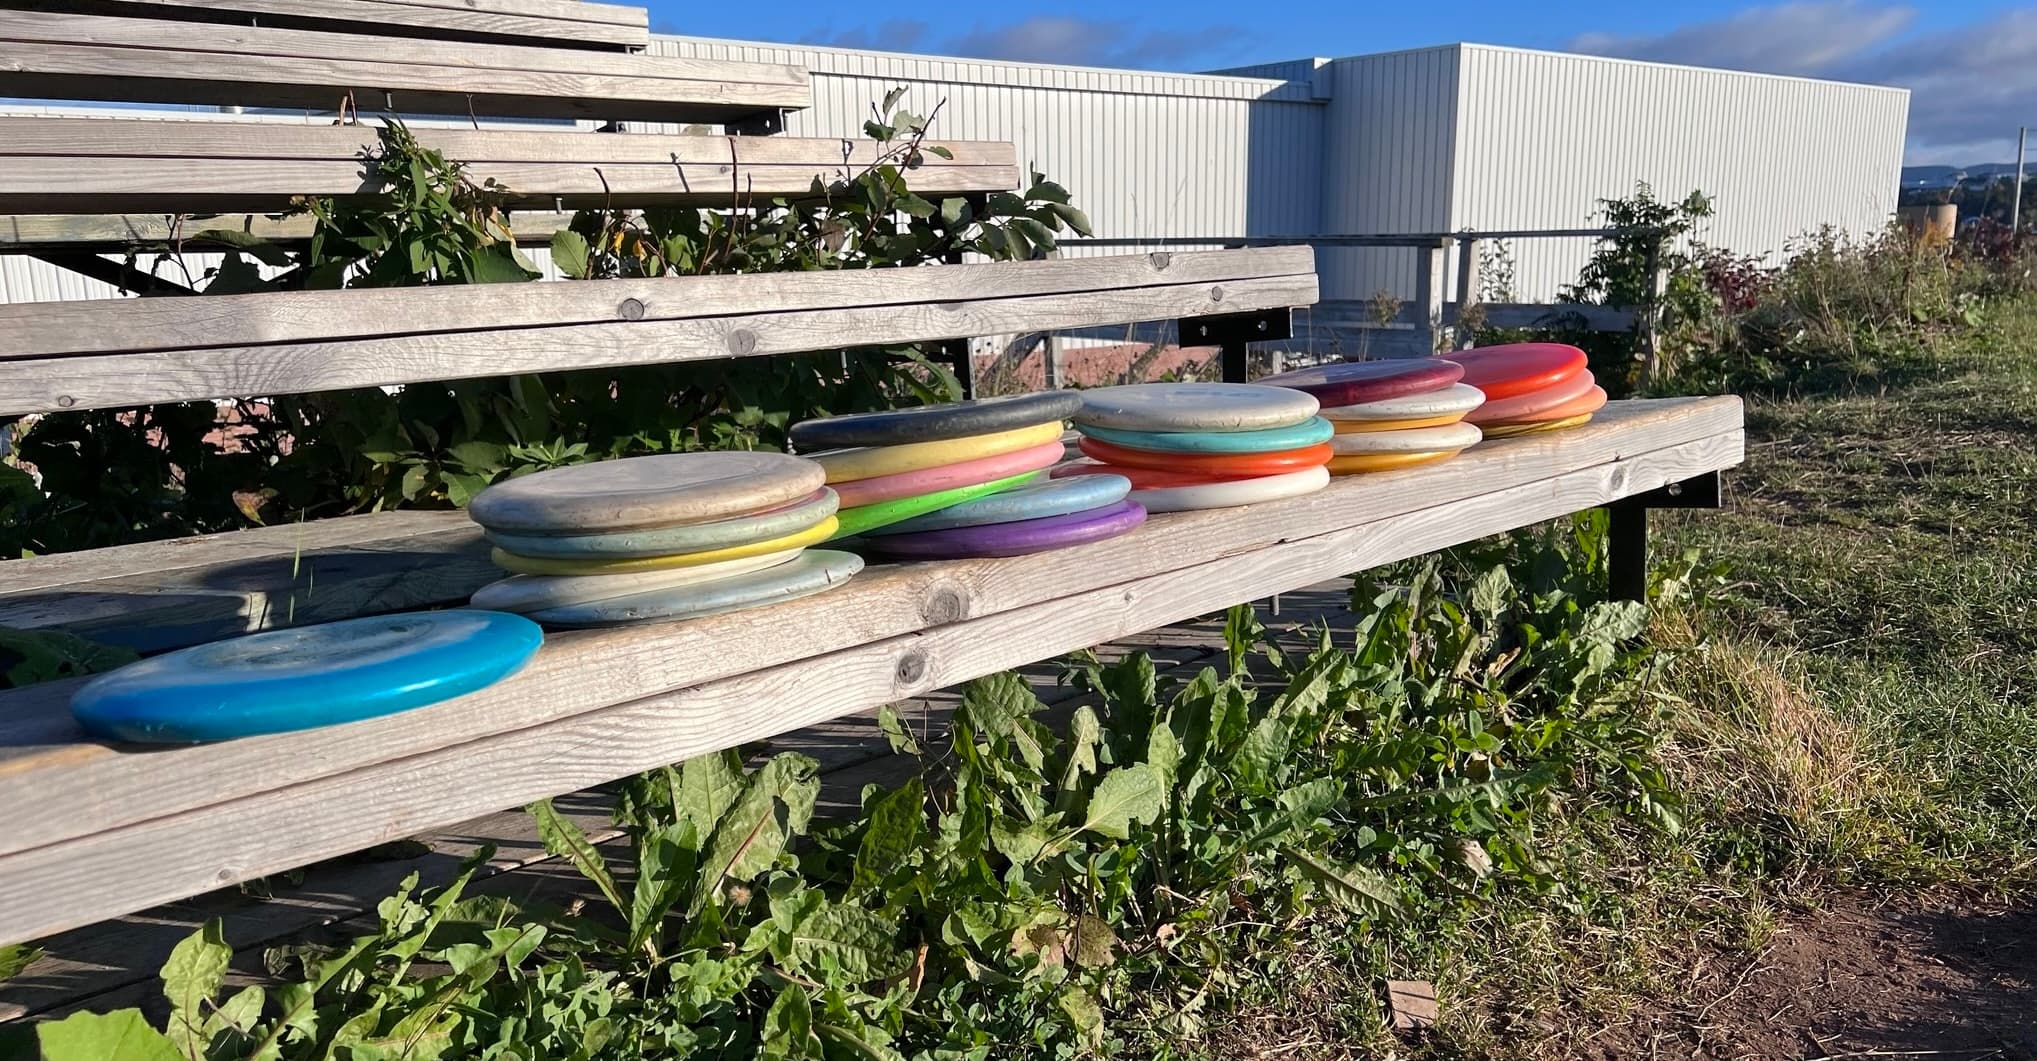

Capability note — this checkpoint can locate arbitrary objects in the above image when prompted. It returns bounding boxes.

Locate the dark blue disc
[71,611,544,744]
[790,391,1083,449]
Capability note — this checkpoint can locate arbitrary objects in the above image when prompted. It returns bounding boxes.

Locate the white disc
[1328,421,1484,455]
[469,547,802,614]
[1073,383,1319,432]
[1130,465,1331,513]
[1319,383,1487,421]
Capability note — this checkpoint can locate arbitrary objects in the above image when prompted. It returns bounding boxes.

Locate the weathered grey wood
[0,252,1319,417]
[0,211,580,250]
[6,247,1309,359]
[0,396,1731,691]
[1409,237,1449,357]
[0,402,1741,875]
[11,0,652,50]
[0,119,1019,214]
[0,139,1019,212]
[0,418,1744,944]
[0,11,807,122]
[0,619,1237,1023]
[1452,236,1479,350]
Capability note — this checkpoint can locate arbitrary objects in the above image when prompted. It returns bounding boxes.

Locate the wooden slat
[0,119,1020,215]
[7,0,653,50]
[0,407,1744,944]
[0,249,1319,416]
[0,11,806,122]
[0,211,580,250]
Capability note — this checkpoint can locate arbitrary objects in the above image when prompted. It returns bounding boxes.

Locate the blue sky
[647,1,2037,165]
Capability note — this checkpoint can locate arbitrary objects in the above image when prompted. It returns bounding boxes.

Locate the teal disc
[70,611,543,744]
[1076,417,1333,454]
[868,473,1132,535]
[529,550,864,628]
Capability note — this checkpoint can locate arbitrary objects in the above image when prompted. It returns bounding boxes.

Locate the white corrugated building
[0,38,1908,312]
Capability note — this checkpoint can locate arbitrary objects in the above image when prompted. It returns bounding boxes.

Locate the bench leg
[1604,472,1722,603]
[1179,309,1294,384]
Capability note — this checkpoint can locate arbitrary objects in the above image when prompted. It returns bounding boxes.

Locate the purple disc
[1254,358,1464,407]
[863,500,1146,559]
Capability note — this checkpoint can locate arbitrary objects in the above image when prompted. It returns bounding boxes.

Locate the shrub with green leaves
[13,520,1693,1059]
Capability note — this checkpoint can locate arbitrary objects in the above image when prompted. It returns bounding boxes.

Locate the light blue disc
[530,549,864,628]
[867,473,1133,536]
[70,611,544,744]
[1076,416,1333,454]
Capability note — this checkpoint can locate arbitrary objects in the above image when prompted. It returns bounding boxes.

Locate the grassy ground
[1203,296,2037,1059]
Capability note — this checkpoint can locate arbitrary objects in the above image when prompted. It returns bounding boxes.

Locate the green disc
[831,469,1046,540]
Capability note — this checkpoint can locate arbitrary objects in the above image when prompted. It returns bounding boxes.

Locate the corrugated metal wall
[649,36,1326,251]
[1450,45,1911,300]
[0,36,1908,313]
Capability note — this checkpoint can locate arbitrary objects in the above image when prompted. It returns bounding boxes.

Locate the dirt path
[1587,898,2037,1059]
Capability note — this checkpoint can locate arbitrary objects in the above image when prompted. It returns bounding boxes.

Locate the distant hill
[1903,162,2032,188]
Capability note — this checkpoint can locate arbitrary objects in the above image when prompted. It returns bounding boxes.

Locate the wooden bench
[2,0,654,51]
[0,2,1744,953]
[0,118,1021,213]
[0,9,805,121]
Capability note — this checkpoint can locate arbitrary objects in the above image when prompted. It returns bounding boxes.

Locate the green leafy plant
[33,520,1696,1058]
[0,94,1091,559]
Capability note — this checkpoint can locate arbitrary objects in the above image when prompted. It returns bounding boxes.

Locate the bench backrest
[7,0,654,50]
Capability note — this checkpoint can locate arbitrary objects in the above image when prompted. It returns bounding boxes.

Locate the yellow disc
[809,420,1066,484]
[1330,411,1468,433]
[1480,413,1594,439]
[492,516,838,575]
[1326,449,1464,475]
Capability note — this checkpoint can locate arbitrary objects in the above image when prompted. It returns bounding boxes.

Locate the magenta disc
[861,500,1146,560]
[1253,359,1463,407]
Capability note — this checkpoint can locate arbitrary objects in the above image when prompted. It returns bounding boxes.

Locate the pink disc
[829,439,1067,508]
[1465,369,1597,425]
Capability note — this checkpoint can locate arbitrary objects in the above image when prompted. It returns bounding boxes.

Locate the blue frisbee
[1076,416,1334,454]
[71,611,544,744]
[867,472,1133,536]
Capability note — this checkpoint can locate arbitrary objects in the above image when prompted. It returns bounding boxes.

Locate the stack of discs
[1254,359,1484,475]
[794,393,1145,558]
[1055,383,1333,512]
[1448,343,1606,439]
[465,452,862,628]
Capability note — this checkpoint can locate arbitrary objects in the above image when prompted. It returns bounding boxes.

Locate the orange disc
[1326,450,1464,475]
[1444,343,1588,402]
[1482,385,1607,428]
[1330,411,1467,433]
[1076,436,1332,475]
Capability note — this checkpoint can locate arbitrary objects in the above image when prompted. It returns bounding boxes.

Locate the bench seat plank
[0,248,1319,416]
[9,0,653,50]
[0,397,1745,944]
[0,10,806,121]
[0,119,1020,212]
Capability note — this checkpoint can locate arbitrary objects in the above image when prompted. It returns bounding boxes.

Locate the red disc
[1481,384,1608,427]
[1253,358,1463,407]
[1053,460,1261,489]
[1076,436,1332,475]
[1464,369,1596,425]
[1443,344,1588,401]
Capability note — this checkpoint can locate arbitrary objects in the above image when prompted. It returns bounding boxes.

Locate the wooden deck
[0,395,1744,947]
[0,585,1346,1023]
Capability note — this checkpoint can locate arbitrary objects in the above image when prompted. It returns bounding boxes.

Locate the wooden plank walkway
[0,396,1743,945]
[0,592,1332,1023]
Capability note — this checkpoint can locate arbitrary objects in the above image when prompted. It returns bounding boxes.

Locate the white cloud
[813,15,1251,70]
[1571,3,2037,165]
